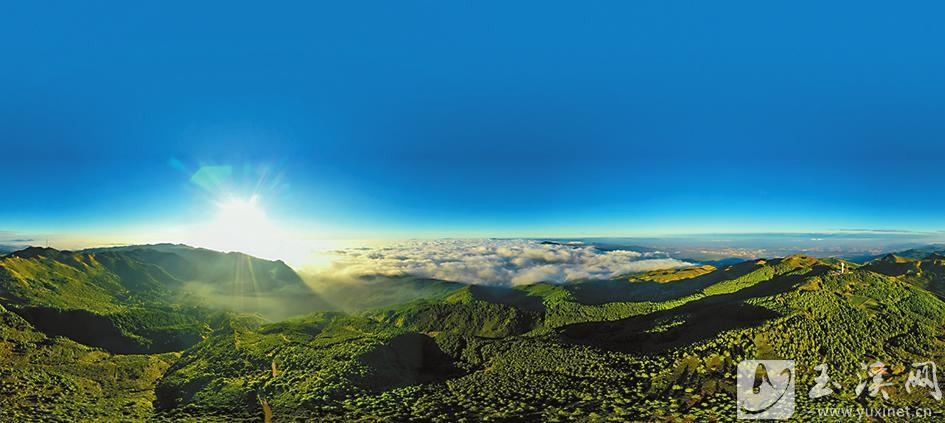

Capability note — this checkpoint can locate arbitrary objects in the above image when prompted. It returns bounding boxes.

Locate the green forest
[2,244,945,421]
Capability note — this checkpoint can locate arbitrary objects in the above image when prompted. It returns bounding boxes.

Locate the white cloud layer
[311,239,693,285]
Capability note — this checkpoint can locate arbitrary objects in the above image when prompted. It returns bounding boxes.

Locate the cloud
[0,231,35,244]
[310,239,693,286]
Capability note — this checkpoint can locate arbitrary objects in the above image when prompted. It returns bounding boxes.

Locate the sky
[2,1,945,251]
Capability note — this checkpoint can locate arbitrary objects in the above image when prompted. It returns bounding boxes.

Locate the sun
[176,194,325,266]
[216,195,269,233]
[195,195,284,259]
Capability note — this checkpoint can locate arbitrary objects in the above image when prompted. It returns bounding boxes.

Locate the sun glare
[216,196,268,232]
[192,195,285,260]
[174,195,341,267]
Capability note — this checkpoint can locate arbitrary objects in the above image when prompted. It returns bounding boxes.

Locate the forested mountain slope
[0,245,319,353]
[3,246,945,421]
[154,254,945,421]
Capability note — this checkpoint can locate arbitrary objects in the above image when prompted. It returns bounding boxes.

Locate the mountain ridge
[0,244,322,354]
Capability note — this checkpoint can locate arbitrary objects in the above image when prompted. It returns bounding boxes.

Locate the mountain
[863,251,945,298]
[846,243,945,263]
[85,243,308,294]
[151,254,945,421]
[303,275,465,313]
[0,245,19,255]
[4,247,945,420]
[891,244,945,260]
[0,245,322,353]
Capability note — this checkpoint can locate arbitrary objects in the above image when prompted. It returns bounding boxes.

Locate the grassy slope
[0,251,127,313]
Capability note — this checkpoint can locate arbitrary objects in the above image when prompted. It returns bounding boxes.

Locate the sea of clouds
[311,239,693,285]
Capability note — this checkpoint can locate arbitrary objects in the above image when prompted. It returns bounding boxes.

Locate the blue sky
[2,1,945,246]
